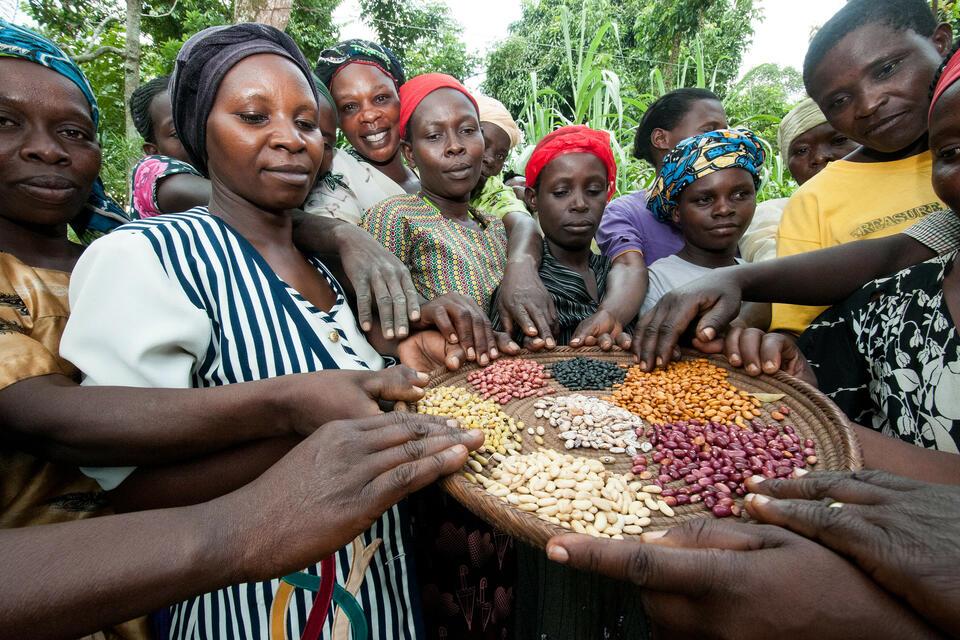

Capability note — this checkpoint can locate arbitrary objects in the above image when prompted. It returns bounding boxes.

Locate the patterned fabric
[470,175,528,220]
[648,128,765,223]
[798,252,960,453]
[314,39,406,88]
[0,252,106,528]
[525,125,617,200]
[0,19,128,244]
[490,240,622,345]
[303,149,405,225]
[362,194,507,307]
[931,47,960,118]
[62,209,418,639]
[128,154,203,219]
[901,208,960,256]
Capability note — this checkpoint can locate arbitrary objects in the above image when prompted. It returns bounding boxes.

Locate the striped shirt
[61,209,420,640]
[490,240,617,345]
[361,194,507,307]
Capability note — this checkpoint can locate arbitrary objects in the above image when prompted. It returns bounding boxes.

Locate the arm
[155,173,211,214]
[854,425,960,485]
[0,413,481,640]
[569,251,647,350]
[292,211,421,339]
[496,211,557,346]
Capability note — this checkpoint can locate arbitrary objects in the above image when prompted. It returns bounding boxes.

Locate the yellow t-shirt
[771,153,943,334]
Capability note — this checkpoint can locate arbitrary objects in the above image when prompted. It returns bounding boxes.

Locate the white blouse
[303,149,406,225]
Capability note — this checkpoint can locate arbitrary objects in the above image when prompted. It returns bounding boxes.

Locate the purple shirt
[596,190,684,266]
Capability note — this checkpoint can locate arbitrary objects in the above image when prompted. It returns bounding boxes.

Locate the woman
[61,24,465,639]
[304,39,414,223]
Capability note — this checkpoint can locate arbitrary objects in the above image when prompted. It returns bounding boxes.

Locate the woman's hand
[746,470,960,636]
[496,260,557,349]
[569,310,632,351]
[694,326,817,386]
[398,330,520,372]
[230,412,483,582]
[415,292,500,365]
[547,519,940,639]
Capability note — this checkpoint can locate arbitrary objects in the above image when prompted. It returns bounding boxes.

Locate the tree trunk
[234,0,293,29]
[124,0,141,141]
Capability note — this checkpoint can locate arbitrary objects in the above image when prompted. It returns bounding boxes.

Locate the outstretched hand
[546,518,939,639]
[416,292,511,366]
[569,309,632,351]
[495,260,557,349]
[746,470,960,636]
[693,326,817,386]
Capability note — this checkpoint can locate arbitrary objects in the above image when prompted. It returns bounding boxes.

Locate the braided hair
[129,75,171,143]
[930,38,960,102]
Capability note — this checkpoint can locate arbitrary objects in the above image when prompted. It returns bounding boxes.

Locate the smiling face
[0,58,101,229]
[787,122,859,185]
[929,83,960,213]
[146,90,190,162]
[529,153,608,252]
[480,122,511,179]
[205,54,324,213]
[401,88,484,201]
[808,22,952,154]
[330,62,401,164]
[673,168,756,252]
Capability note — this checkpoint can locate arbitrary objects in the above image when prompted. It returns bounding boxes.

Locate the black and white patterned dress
[798,251,960,453]
[61,209,422,639]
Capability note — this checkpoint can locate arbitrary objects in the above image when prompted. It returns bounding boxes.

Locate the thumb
[694,294,742,343]
[372,367,430,403]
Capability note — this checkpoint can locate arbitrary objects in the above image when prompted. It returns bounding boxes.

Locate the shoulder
[605,190,648,215]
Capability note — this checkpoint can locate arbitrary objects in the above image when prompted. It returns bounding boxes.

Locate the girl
[62,24,468,639]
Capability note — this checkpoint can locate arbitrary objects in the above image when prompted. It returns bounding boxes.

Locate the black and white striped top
[62,209,421,640]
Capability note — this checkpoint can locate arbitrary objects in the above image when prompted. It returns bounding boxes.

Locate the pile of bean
[533,395,643,456]
[609,360,761,426]
[416,386,523,456]
[630,408,817,518]
[470,449,676,537]
[467,358,550,404]
[551,357,626,390]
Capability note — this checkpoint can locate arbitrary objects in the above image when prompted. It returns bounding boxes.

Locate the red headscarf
[525,125,617,200]
[398,73,479,139]
[930,49,960,119]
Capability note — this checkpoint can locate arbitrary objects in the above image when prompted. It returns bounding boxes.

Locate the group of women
[1,0,960,637]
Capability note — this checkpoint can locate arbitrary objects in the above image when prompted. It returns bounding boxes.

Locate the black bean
[551,357,626,391]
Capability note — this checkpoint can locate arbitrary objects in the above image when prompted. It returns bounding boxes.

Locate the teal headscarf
[0,20,128,244]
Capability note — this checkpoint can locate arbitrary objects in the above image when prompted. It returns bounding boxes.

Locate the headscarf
[648,128,765,223]
[169,23,318,177]
[931,48,960,119]
[398,73,479,140]
[314,39,406,89]
[475,95,521,149]
[0,19,128,244]
[525,125,617,200]
[777,97,828,166]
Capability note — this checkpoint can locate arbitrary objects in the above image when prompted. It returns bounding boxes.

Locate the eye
[937,144,960,160]
[695,196,713,205]
[461,126,477,135]
[238,112,267,124]
[832,135,849,147]
[0,115,17,128]
[828,96,848,111]
[877,58,902,79]
[374,94,390,104]
[792,145,809,157]
[341,103,358,114]
[296,118,318,131]
[426,132,443,141]
[551,189,569,197]
[495,152,507,162]
[60,126,92,141]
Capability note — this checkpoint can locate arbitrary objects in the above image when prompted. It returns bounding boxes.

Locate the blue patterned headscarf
[0,20,128,244]
[648,128,765,223]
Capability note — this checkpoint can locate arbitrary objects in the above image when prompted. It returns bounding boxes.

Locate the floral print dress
[128,154,203,220]
[798,251,960,453]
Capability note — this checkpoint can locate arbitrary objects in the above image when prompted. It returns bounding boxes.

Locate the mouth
[707,223,741,235]
[16,175,79,204]
[562,221,596,233]
[263,165,311,186]
[360,129,391,146]
[864,112,907,137]
[444,163,475,179]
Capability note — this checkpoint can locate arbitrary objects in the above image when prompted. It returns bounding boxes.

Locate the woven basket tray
[404,347,861,548]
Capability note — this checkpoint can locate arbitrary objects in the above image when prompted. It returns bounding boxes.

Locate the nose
[359,101,381,125]
[712,195,737,217]
[812,145,831,166]
[854,86,886,121]
[445,133,466,156]
[20,128,71,166]
[570,188,589,212]
[269,116,307,154]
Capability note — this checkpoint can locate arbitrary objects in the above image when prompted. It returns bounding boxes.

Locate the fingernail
[793,468,809,477]
[747,493,771,506]
[703,327,716,340]
[641,530,667,542]
[639,362,648,371]
[385,329,394,339]
[446,419,459,427]
[410,311,421,321]
[398,328,408,338]
[449,334,458,343]
[490,348,499,357]
[547,339,556,348]
[362,322,372,331]
[450,444,467,455]
[467,348,476,359]
[746,364,760,375]
[417,372,430,381]
[480,354,489,365]
[509,342,519,351]
[546,544,569,563]
[764,361,775,370]
[748,474,766,485]
[655,357,663,367]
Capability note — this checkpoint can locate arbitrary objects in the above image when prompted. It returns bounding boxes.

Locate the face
[401,89,484,201]
[673,168,756,252]
[145,91,190,162]
[0,59,101,228]
[809,22,952,153]
[929,83,960,213]
[205,54,324,212]
[318,99,337,176]
[653,99,727,167]
[330,63,401,164]
[787,122,858,185]
[480,122,511,179]
[529,153,608,251]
